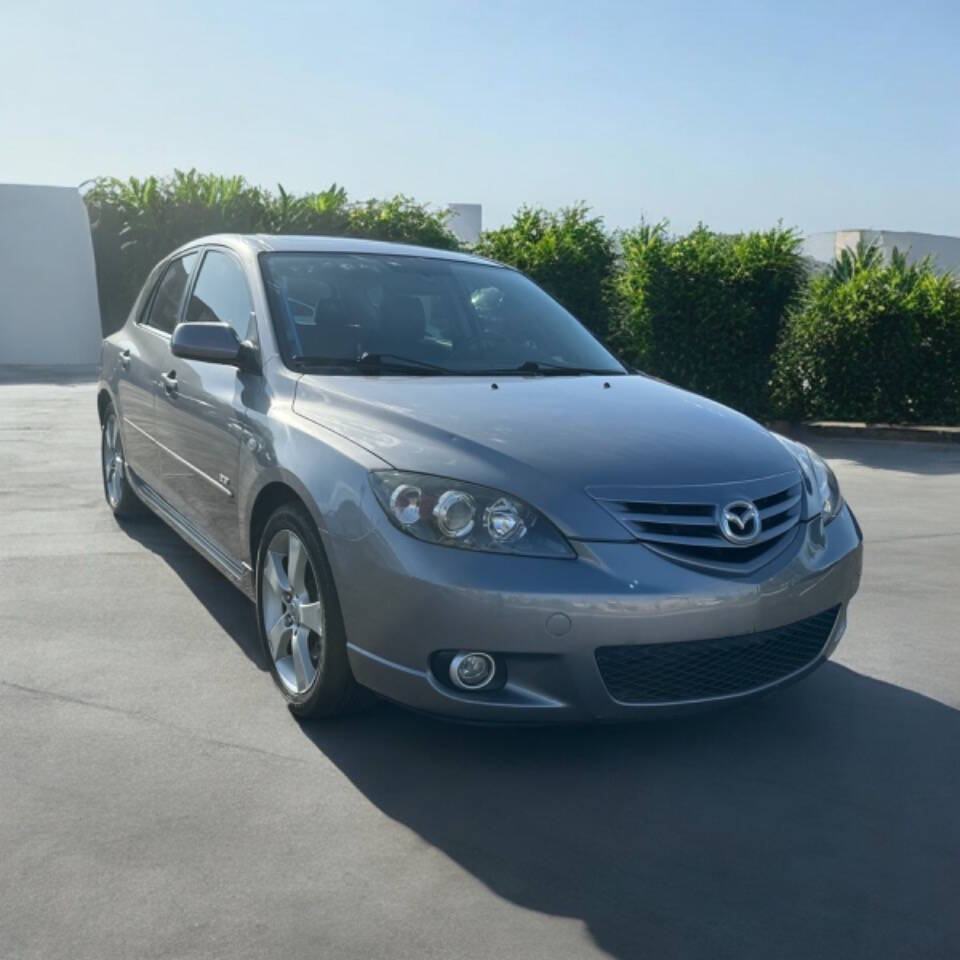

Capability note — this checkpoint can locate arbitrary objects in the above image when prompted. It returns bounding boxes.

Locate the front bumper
[328,505,863,722]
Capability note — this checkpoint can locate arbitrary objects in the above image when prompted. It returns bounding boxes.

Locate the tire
[100,402,145,519]
[255,502,368,718]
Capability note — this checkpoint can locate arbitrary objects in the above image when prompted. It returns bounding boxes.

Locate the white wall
[803,228,960,274]
[0,184,102,366]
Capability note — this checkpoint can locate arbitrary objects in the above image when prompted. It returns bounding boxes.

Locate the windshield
[259,252,625,375]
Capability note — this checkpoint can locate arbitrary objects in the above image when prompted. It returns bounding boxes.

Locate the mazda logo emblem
[719,499,761,544]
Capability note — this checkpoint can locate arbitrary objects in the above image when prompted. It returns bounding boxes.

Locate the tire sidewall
[101,404,138,516]
[255,504,353,715]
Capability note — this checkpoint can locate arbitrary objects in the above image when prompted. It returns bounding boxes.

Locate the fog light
[449,651,496,690]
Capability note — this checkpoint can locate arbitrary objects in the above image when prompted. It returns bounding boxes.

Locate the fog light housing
[449,651,496,690]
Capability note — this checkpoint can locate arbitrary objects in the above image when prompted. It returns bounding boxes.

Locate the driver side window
[185,250,256,342]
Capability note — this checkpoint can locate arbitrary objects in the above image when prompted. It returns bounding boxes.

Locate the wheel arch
[249,480,317,572]
[96,385,116,424]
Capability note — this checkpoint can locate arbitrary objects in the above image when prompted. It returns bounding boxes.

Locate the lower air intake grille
[595,606,840,704]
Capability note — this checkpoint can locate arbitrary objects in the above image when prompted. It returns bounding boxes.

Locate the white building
[447,203,482,246]
[803,229,960,274]
[0,184,102,368]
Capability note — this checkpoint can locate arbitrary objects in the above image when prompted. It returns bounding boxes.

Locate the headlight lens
[370,471,575,557]
[774,435,843,523]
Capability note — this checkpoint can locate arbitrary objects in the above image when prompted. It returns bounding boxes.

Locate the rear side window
[144,252,198,334]
[185,250,256,341]
[131,262,165,325]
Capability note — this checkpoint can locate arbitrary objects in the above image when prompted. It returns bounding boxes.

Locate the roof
[181,233,499,266]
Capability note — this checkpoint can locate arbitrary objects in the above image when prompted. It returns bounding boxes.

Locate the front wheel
[256,504,367,718]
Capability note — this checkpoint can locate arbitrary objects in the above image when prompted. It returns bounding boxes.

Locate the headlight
[369,471,575,557]
[773,435,843,523]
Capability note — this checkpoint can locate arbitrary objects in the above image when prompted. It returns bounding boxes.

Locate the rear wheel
[256,503,366,718]
[100,403,144,518]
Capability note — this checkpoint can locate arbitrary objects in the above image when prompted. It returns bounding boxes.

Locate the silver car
[98,234,862,721]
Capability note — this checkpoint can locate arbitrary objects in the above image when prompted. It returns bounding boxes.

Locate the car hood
[293,374,800,541]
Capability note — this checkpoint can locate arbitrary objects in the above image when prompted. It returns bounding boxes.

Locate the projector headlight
[774,435,843,523]
[370,471,574,557]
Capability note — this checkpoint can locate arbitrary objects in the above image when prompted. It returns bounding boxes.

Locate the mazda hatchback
[98,235,862,721]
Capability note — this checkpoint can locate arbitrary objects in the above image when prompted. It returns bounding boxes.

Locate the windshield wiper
[514,360,626,376]
[357,352,453,374]
[290,353,450,374]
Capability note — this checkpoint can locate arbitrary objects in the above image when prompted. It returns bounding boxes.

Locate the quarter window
[185,250,255,341]
[145,252,198,335]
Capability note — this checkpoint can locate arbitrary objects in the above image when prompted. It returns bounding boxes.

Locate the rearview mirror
[171,322,245,366]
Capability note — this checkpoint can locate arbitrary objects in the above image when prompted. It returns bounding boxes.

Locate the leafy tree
[772,250,960,423]
[345,195,460,249]
[616,223,806,417]
[830,237,884,283]
[84,171,458,333]
[474,204,618,337]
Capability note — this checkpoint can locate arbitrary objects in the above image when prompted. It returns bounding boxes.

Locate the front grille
[590,474,804,574]
[595,606,840,704]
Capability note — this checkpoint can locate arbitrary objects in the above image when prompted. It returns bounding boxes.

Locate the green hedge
[473,204,618,337]
[84,170,458,334]
[615,224,807,418]
[83,175,960,424]
[771,247,960,424]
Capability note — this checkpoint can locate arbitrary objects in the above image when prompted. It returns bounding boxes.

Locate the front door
[152,248,258,564]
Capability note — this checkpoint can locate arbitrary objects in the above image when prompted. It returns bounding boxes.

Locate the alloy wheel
[102,413,125,508]
[260,529,325,694]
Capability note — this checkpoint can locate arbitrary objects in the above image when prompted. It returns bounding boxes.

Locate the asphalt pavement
[1,376,958,960]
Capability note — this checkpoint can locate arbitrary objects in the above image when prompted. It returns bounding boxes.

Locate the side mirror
[171,322,251,367]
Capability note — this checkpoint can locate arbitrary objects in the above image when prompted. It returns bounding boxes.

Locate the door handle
[160,371,178,395]
[119,348,131,369]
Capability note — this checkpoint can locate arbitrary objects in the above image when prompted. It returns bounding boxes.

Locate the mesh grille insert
[595,606,840,704]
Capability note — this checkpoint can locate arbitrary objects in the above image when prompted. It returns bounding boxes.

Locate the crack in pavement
[0,678,307,766]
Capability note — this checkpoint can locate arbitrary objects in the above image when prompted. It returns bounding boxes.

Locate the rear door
[117,253,198,487]
[152,247,257,562]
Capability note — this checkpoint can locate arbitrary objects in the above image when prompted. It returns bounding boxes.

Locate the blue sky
[2,0,958,234]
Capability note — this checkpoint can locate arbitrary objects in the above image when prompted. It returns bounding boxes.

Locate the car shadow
[300,666,959,959]
[114,504,958,956]
[117,514,267,670]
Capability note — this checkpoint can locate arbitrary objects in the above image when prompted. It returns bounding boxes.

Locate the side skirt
[127,468,256,600]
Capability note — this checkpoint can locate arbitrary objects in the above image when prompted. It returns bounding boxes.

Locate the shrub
[84,170,458,333]
[473,204,618,337]
[771,245,960,424]
[615,223,806,417]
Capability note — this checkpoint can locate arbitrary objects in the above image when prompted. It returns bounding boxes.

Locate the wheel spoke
[110,467,122,503]
[267,613,290,659]
[287,534,308,595]
[291,626,315,690]
[263,550,290,597]
[299,601,324,636]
